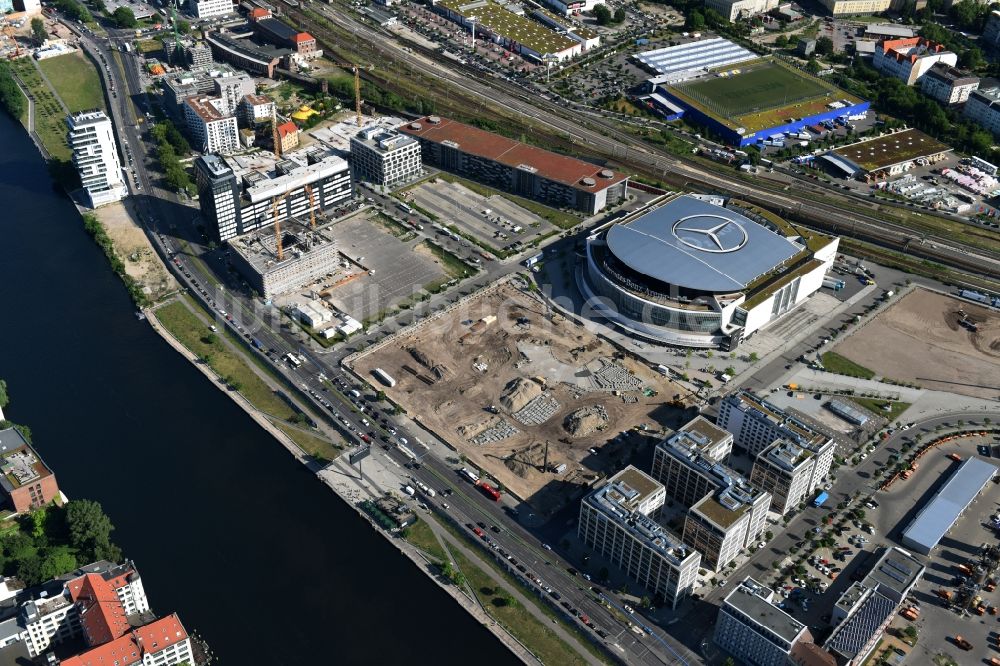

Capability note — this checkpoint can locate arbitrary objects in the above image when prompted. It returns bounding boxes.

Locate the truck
[350,389,362,399]
[823,277,846,291]
[812,491,829,508]
[958,563,973,575]
[900,606,919,620]
[403,485,415,497]
[948,453,963,462]
[953,636,973,651]
[373,368,397,387]
[478,482,501,501]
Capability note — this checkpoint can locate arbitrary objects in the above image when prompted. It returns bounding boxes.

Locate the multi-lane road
[64,18,699,666]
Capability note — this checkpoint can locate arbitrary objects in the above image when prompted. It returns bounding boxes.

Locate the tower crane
[330,63,364,127]
[3,21,21,59]
[272,106,282,158]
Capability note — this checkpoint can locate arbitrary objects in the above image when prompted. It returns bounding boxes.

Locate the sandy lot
[93,203,177,302]
[353,282,690,514]
[834,289,1000,400]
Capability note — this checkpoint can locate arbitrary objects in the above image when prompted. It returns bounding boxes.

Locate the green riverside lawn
[37,52,105,113]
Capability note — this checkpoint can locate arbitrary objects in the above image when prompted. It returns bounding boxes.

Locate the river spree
[0,114,515,665]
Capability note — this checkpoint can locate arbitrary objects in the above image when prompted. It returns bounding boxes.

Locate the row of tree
[150,120,193,193]
[593,3,626,26]
[0,63,26,121]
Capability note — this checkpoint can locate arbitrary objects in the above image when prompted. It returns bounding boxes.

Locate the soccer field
[676,62,831,118]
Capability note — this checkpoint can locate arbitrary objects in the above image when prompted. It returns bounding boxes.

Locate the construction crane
[304,184,317,229]
[329,63,364,127]
[271,192,291,261]
[3,20,21,60]
[272,106,282,158]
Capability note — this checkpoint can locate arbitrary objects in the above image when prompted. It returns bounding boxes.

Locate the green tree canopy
[66,499,121,562]
[815,36,834,56]
[30,18,47,45]
[112,6,138,28]
[593,3,612,25]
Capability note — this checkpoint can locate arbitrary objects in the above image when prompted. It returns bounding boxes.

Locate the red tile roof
[292,32,315,43]
[250,7,270,18]
[399,116,628,192]
[68,573,130,646]
[277,121,298,137]
[879,37,949,63]
[59,614,189,666]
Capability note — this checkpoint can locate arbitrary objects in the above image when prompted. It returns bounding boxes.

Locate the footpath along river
[0,113,516,665]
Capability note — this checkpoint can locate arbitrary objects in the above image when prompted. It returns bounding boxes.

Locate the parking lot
[404,178,558,255]
[321,211,462,324]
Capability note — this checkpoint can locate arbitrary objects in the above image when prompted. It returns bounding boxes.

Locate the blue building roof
[901,456,998,554]
[605,195,802,293]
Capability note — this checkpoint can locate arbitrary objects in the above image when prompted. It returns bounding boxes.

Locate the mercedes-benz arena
[581,195,839,349]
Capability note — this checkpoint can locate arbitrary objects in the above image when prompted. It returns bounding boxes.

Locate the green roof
[439,0,579,55]
[831,128,952,173]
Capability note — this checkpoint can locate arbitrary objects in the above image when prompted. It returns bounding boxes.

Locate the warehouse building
[350,126,423,189]
[823,128,953,179]
[400,115,628,215]
[581,195,839,348]
[901,457,998,554]
[578,466,700,608]
[636,38,757,84]
[253,18,319,57]
[530,8,600,51]
[194,149,353,242]
[206,31,282,77]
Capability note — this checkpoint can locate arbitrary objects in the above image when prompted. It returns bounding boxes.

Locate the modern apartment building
[184,95,240,153]
[66,110,127,208]
[919,63,979,105]
[704,0,778,22]
[0,427,60,515]
[350,126,423,189]
[650,419,771,571]
[873,37,957,85]
[819,0,890,15]
[715,578,824,666]
[578,466,700,608]
[237,93,275,126]
[717,390,835,459]
[194,148,353,242]
[751,435,836,515]
[964,87,1000,137]
[192,0,233,18]
[162,65,253,117]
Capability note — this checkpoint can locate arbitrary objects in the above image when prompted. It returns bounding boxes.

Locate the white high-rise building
[66,110,128,208]
[350,126,423,189]
[184,95,240,154]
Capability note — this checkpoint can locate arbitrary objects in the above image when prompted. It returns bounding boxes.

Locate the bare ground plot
[406,179,555,253]
[834,289,1000,400]
[322,212,452,324]
[93,202,178,301]
[354,283,688,514]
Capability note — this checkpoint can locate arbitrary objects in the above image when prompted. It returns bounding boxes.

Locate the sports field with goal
[669,59,852,131]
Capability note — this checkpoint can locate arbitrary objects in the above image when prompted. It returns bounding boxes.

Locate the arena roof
[901,456,997,554]
[605,195,802,293]
[399,116,628,191]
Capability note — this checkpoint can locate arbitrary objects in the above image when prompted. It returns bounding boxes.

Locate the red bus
[478,482,501,501]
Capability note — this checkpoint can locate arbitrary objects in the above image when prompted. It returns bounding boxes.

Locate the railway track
[288,3,1000,285]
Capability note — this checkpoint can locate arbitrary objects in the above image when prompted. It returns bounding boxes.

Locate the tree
[0,379,7,409]
[593,4,612,25]
[30,18,47,45]
[39,546,77,582]
[815,36,834,56]
[177,19,191,34]
[613,6,625,22]
[774,34,788,48]
[961,45,985,70]
[806,58,823,74]
[686,9,705,30]
[903,625,918,640]
[65,500,120,562]
[112,6,138,28]
[748,352,759,363]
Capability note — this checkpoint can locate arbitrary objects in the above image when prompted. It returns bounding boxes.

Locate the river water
[0,114,514,665]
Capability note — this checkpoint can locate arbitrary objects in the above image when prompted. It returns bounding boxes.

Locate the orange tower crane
[272,107,282,158]
[330,63,363,127]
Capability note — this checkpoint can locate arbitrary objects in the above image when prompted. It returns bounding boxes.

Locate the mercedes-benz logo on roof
[671,215,749,254]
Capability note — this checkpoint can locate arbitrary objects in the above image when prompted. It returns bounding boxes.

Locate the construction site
[352,280,692,514]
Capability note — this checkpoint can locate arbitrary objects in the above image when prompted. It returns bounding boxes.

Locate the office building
[819,0,889,14]
[824,548,924,665]
[964,86,1000,138]
[162,37,214,67]
[717,390,835,458]
[206,31,282,77]
[874,37,957,85]
[193,0,234,18]
[651,419,771,571]
[751,436,836,515]
[162,65,253,117]
[66,110,128,208]
[194,148,352,242]
[400,115,627,215]
[184,95,240,153]
[350,125,423,189]
[237,93,275,126]
[0,427,60,515]
[578,466,700,608]
[715,578,821,666]
[704,0,778,22]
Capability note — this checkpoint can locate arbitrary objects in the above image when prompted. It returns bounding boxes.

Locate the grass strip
[821,351,876,379]
[849,398,911,424]
[402,517,448,563]
[37,52,105,113]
